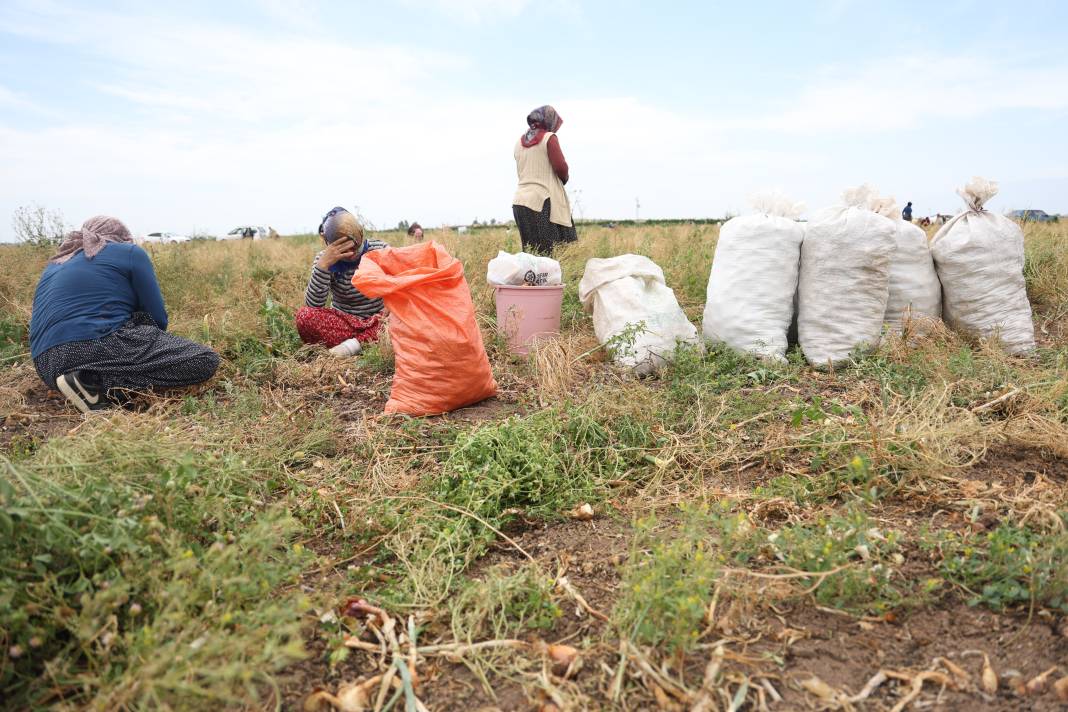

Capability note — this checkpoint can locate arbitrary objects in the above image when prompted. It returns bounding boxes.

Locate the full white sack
[930,177,1035,354]
[798,185,897,366]
[870,197,942,332]
[702,192,806,360]
[579,254,699,375]
[486,251,563,286]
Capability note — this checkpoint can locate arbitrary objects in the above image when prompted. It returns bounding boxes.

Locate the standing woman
[512,105,577,253]
[29,216,220,413]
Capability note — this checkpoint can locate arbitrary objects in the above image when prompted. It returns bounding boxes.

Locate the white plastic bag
[486,251,562,286]
[578,254,699,375]
[870,197,942,332]
[930,177,1035,354]
[797,185,897,366]
[703,192,806,360]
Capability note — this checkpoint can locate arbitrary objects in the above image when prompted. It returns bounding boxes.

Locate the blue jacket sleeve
[129,246,169,330]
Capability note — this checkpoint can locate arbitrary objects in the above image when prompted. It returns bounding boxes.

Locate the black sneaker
[56,371,107,414]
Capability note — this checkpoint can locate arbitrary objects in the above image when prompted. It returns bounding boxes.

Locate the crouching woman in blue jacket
[29,216,220,413]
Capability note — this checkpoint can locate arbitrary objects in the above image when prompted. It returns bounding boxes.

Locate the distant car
[1008,209,1057,223]
[140,231,191,244]
[220,225,277,240]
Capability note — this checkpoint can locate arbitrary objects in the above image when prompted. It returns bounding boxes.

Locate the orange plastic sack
[352,241,498,415]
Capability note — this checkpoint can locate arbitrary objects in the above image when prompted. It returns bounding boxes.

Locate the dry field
[2,221,1068,711]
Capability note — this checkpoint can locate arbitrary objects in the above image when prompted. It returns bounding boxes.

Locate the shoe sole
[56,374,101,414]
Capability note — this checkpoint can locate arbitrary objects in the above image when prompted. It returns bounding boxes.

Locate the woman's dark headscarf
[520,105,563,148]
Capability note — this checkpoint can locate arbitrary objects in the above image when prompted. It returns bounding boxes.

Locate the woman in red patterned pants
[298,207,389,357]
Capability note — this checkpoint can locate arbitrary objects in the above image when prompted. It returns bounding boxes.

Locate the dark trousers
[34,313,219,396]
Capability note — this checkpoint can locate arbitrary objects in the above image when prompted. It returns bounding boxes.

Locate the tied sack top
[513,132,573,227]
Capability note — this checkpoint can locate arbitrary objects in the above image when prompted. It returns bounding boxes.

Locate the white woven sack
[578,254,699,375]
[930,177,1035,354]
[702,192,805,360]
[798,185,896,366]
[870,197,942,332]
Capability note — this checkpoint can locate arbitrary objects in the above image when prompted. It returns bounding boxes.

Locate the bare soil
[972,444,1068,485]
[278,503,1068,710]
[0,381,79,449]
[762,602,1068,711]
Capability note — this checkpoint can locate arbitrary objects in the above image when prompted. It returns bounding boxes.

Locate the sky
[1,0,1067,240]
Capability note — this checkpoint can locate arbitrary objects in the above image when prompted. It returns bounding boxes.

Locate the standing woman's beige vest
[513,133,573,227]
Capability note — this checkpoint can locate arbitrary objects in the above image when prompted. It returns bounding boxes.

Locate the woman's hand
[317,237,356,270]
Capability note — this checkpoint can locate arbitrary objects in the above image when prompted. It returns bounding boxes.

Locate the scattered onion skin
[980,654,998,695]
[1025,667,1058,696]
[545,643,580,677]
[571,503,595,521]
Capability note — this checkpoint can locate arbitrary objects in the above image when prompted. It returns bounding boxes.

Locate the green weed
[449,564,560,643]
[758,453,880,505]
[261,294,304,357]
[374,406,653,608]
[767,509,907,614]
[613,507,723,654]
[0,317,26,362]
[853,351,930,397]
[934,519,1068,612]
[666,343,797,403]
[0,458,308,708]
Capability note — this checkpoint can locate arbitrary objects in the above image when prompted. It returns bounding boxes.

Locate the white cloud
[400,0,533,23]
[0,84,44,112]
[740,54,1068,133]
[1,2,461,121]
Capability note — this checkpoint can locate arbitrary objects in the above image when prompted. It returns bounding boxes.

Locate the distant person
[902,201,913,222]
[407,222,424,239]
[29,216,220,413]
[512,105,577,253]
[295,207,387,357]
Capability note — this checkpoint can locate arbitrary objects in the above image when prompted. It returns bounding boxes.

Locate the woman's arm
[547,134,569,185]
[305,253,331,308]
[129,246,169,329]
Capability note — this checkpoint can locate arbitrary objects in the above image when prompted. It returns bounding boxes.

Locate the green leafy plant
[261,294,304,356]
[758,453,880,505]
[0,457,309,708]
[613,505,727,653]
[935,520,1068,612]
[449,564,560,643]
[604,320,648,362]
[768,509,906,613]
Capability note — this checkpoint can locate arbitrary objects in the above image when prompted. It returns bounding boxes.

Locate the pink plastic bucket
[494,284,565,355]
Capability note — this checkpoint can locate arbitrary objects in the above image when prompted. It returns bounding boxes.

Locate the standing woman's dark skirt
[512,198,578,254]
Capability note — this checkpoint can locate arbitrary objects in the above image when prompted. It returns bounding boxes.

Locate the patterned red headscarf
[520,105,563,148]
[50,216,133,265]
